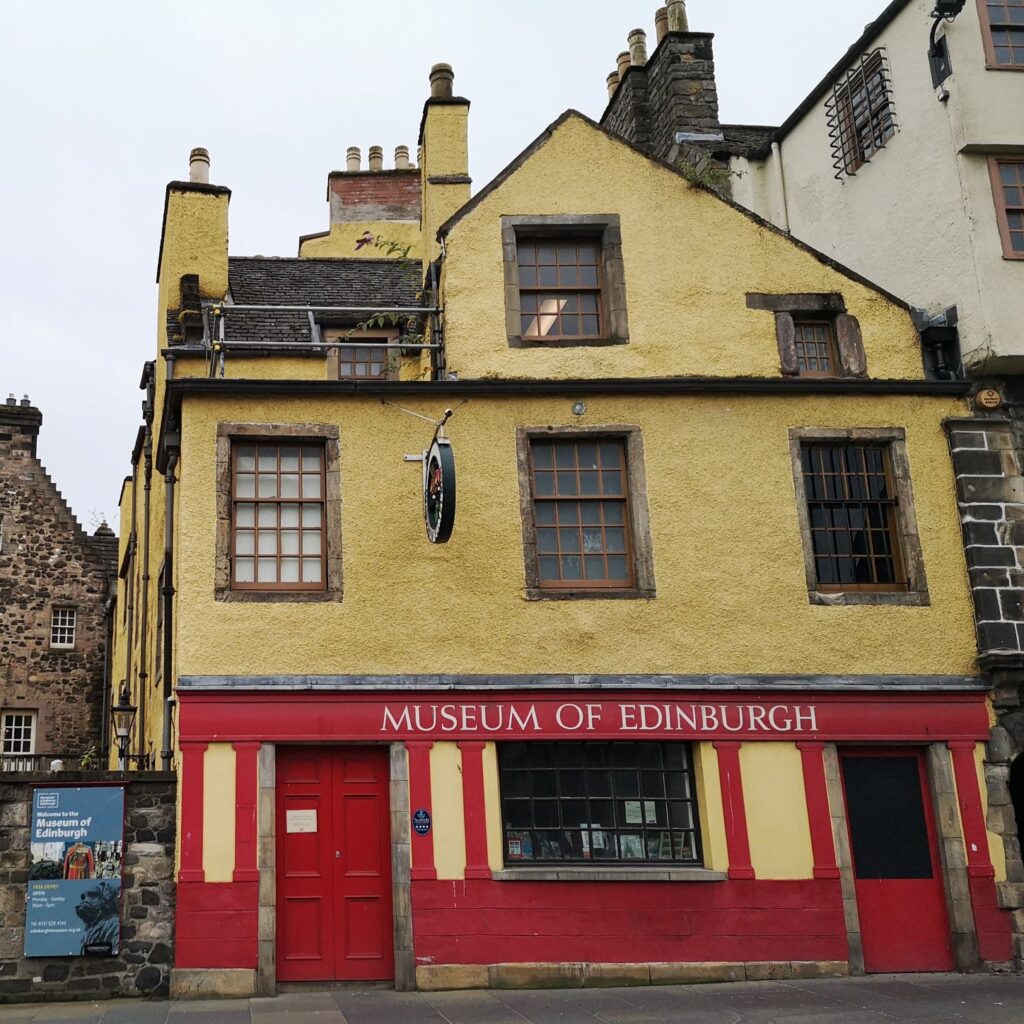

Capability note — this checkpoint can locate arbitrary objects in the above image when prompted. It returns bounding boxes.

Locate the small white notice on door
[286,809,317,834]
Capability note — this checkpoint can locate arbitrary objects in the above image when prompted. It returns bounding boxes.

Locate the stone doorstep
[414,960,850,992]
[169,968,258,1000]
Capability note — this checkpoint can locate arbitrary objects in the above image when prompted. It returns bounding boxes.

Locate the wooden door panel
[278,746,393,982]
[841,749,953,974]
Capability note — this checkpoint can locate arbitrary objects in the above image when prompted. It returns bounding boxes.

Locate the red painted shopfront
[173,686,1012,987]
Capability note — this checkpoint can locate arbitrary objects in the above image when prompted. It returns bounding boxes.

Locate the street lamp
[111,685,137,772]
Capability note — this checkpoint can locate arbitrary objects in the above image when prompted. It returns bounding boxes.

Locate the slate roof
[228,257,420,308]
[166,257,423,347]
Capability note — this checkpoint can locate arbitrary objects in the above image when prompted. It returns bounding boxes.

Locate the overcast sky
[0,0,897,527]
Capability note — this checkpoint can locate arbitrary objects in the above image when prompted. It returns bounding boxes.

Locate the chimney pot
[368,146,384,172]
[395,145,411,170]
[628,28,648,67]
[5,394,15,405]
[655,7,669,43]
[20,395,31,407]
[667,0,688,32]
[429,62,454,99]
[188,147,210,184]
[616,50,631,80]
[606,71,620,99]
[346,146,361,171]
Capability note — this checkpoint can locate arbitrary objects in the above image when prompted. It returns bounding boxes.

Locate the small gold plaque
[976,388,1002,410]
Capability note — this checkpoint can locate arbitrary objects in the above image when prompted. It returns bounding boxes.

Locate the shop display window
[498,741,702,865]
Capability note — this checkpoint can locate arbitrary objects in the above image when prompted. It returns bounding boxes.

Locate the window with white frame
[2,713,36,765]
[50,608,77,649]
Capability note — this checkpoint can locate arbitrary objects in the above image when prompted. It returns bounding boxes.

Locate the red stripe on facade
[178,741,207,882]
[406,740,437,880]
[175,881,259,969]
[233,741,260,882]
[713,741,754,880]
[798,741,840,879]
[458,741,492,880]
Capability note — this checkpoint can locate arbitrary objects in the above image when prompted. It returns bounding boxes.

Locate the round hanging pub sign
[424,434,456,544]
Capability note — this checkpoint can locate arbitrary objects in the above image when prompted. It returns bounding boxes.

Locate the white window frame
[50,607,77,649]
[2,712,36,770]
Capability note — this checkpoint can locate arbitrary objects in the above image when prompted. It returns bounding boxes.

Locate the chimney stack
[655,7,669,44]
[667,0,688,32]
[368,146,384,172]
[395,145,411,170]
[429,63,454,99]
[188,147,210,184]
[628,29,648,67]
[346,146,361,171]
[616,50,631,81]
[606,71,620,99]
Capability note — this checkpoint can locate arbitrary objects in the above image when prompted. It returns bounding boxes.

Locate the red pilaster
[713,741,754,880]
[179,741,208,882]
[458,741,492,880]
[798,741,840,879]
[406,740,437,881]
[948,741,1012,962]
[233,741,260,882]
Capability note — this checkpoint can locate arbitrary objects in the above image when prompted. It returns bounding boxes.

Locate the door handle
[335,850,340,859]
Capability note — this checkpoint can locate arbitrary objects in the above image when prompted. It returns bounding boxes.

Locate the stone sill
[493,866,726,883]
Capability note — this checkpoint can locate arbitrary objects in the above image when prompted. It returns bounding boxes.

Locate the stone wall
[0,400,117,761]
[0,772,176,1003]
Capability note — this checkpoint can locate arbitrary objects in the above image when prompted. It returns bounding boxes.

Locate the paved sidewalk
[1,973,1021,1023]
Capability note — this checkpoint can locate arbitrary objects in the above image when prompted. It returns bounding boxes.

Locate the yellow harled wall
[172,391,974,679]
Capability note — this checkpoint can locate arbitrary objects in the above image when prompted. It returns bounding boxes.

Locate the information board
[26,787,125,957]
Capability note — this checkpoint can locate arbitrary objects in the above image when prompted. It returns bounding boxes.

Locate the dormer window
[322,327,399,381]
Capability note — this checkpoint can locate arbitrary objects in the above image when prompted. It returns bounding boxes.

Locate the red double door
[276,746,394,982]
[840,748,954,973]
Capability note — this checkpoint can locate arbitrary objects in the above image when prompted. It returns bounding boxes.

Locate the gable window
[793,320,840,378]
[517,428,655,600]
[2,712,36,770]
[517,238,602,340]
[789,428,928,606]
[827,49,897,178]
[746,294,867,378]
[501,215,629,348]
[232,443,326,590]
[216,424,342,603]
[499,741,702,865]
[989,158,1024,259]
[979,0,1024,68]
[50,608,76,649]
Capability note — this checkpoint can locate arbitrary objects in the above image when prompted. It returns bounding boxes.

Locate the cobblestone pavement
[1,973,1022,1024]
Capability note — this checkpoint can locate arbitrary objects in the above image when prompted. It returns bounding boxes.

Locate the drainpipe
[100,594,115,755]
[123,469,138,734]
[161,445,178,772]
[138,434,153,767]
[771,141,790,233]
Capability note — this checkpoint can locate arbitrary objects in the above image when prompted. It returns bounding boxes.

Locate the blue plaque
[412,808,432,836]
[26,787,125,957]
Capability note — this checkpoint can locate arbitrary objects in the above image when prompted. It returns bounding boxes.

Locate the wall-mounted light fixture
[928,1,967,89]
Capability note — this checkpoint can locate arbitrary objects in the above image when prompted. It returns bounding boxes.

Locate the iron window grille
[800,443,908,591]
[499,741,702,865]
[50,608,76,649]
[826,49,898,179]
